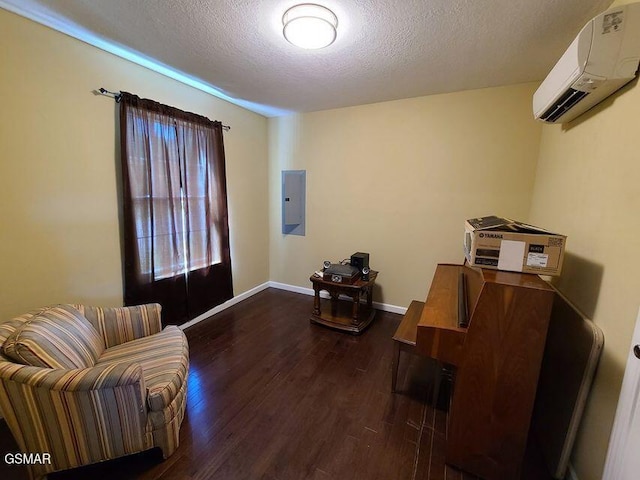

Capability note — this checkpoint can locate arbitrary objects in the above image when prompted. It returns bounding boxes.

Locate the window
[130,120,222,281]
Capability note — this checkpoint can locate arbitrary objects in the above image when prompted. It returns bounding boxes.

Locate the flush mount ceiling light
[282,3,338,49]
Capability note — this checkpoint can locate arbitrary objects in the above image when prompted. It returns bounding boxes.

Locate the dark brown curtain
[119,92,233,325]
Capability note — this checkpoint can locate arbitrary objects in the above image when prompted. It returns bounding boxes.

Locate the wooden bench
[391,300,424,392]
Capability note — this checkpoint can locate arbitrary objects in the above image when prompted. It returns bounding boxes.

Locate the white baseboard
[180,280,408,331]
[268,281,408,315]
[179,282,270,330]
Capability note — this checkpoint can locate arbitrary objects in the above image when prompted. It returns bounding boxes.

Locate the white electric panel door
[282,170,306,235]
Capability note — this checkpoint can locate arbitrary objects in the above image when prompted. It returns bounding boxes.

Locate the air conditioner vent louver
[540,89,590,122]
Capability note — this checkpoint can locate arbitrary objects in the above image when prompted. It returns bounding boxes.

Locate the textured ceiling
[1,0,614,116]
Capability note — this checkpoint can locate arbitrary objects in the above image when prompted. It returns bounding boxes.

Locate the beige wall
[528,4,640,476]
[268,84,543,307]
[0,9,269,321]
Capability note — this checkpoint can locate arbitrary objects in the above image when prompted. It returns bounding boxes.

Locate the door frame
[602,307,640,480]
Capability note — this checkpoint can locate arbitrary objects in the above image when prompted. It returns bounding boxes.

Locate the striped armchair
[0,304,189,480]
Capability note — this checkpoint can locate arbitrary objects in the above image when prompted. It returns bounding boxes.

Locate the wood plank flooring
[0,288,553,480]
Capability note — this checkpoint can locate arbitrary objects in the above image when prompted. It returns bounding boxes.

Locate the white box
[464,216,567,276]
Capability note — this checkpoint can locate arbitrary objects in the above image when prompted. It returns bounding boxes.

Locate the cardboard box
[464,216,566,276]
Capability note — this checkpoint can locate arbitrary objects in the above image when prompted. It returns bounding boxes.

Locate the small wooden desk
[309,271,378,334]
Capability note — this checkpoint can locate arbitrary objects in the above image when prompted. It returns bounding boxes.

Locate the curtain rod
[96,88,231,131]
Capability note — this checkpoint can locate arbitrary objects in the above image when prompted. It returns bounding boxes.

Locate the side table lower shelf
[310,296,376,335]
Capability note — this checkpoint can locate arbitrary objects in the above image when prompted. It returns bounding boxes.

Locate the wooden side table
[309,270,378,335]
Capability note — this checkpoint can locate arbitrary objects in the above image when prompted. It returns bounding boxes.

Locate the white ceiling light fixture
[282,3,338,49]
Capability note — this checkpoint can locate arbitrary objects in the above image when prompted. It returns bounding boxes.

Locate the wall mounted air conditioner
[533,2,640,123]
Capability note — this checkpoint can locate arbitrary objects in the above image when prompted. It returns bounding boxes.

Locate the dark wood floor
[0,288,553,480]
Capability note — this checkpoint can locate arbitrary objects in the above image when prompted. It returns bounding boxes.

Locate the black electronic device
[361,266,371,281]
[350,252,369,273]
[351,252,370,280]
[323,264,360,284]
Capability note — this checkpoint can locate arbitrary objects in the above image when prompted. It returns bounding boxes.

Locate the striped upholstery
[0,362,149,480]
[98,326,189,411]
[3,305,104,369]
[73,303,162,348]
[148,366,188,456]
[0,304,188,480]
[0,318,27,362]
